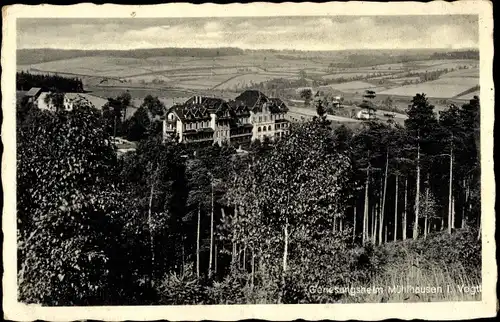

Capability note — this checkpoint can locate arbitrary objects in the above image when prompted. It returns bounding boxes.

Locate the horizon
[17,46,480,53]
[17,16,479,51]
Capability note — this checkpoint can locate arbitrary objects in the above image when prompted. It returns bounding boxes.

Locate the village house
[163,90,290,146]
[36,92,105,112]
[24,87,43,104]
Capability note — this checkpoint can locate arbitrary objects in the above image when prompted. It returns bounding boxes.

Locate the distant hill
[17,47,245,65]
[17,47,479,66]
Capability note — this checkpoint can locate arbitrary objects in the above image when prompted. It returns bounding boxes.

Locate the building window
[268,125,272,131]
[258,127,261,132]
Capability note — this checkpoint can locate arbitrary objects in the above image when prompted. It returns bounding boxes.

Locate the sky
[17,16,479,51]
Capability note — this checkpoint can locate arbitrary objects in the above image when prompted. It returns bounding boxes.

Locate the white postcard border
[2,1,496,321]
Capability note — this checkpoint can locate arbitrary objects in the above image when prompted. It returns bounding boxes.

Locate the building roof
[169,92,288,122]
[169,95,234,122]
[228,101,251,117]
[185,96,226,110]
[268,97,289,113]
[169,103,212,122]
[25,87,42,97]
[233,90,288,114]
[233,90,269,113]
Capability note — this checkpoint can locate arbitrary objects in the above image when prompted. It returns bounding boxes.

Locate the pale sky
[17,16,478,51]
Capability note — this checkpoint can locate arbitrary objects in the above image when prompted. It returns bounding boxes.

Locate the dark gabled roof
[25,87,42,97]
[234,90,269,113]
[169,103,211,122]
[169,96,233,122]
[228,100,251,117]
[268,97,289,113]
[185,96,226,110]
[182,96,232,119]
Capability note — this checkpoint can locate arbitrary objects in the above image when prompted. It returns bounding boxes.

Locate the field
[17,49,480,113]
[379,77,478,98]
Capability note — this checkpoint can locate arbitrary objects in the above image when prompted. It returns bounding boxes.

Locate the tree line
[16,91,480,305]
[17,48,245,65]
[17,71,84,92]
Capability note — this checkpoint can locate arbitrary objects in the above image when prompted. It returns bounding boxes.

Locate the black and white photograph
[2,2,495,321]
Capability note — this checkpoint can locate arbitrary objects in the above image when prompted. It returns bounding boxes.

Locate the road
[287,104,407,124]
[287,106,361,123]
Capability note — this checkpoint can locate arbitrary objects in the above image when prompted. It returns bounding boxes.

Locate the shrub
[156,272,208,305]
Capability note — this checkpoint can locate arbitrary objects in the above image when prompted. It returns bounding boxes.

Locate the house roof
[268,97,289,113]
[169,103,212,122]
[169,92,288,122]
[233,90,269,113]
[185,96,226,110]
[25,87,42,97]
[228,101,251,117]
[233,90,288,114]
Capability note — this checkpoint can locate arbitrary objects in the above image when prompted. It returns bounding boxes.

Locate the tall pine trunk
[424,174,430,239]
[208,181,214,277]
[214,242,218,277]
[477,216,481,241]
[379,154,389,245]
[148,178,156,286]
[280,217,289,304]
[371,202,378,244]
[448,138,454,234]
[363,170,370,245]
[196,203,201,278]
[451,196,456,230]
[462,179,469,228]
[232,207,238,265]
[403,177,408,241]
[283,218,289,272]
[353,201,357,243]
[394,173,399,241]
[413,140,421,240]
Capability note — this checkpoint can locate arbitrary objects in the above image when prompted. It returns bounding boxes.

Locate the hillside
[17,47,245,65]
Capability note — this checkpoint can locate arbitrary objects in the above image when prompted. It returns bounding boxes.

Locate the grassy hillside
[17,47,245,65]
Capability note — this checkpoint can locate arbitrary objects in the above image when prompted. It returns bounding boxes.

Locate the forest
[16,92,481,305]
[16,71,84,92]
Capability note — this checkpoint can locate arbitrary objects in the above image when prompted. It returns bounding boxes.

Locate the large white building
[163,90,290,146]
[232,90,290,142]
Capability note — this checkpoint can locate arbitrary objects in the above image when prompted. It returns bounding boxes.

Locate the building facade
[163,91,290,146]
[37,92,96,112]
[232,90,290,142]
